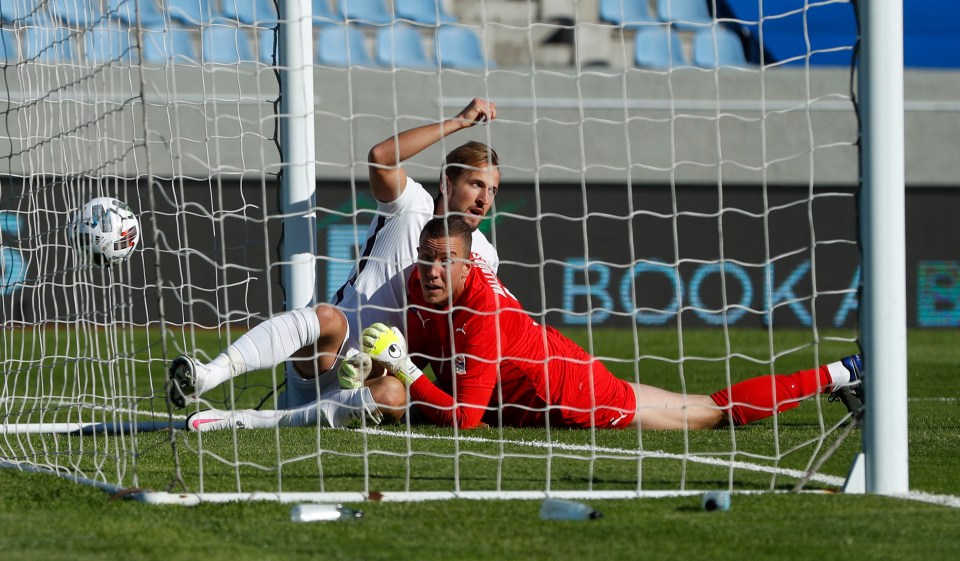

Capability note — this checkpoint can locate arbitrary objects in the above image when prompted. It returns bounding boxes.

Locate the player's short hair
[442,141,499,185]
[420,216,474,255]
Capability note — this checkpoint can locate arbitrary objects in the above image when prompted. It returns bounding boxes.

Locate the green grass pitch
[2,328,960,561]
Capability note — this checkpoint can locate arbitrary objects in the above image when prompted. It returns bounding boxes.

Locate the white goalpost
[0,0,906,502]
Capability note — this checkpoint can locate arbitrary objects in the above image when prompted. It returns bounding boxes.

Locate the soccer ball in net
[69,196,141,265]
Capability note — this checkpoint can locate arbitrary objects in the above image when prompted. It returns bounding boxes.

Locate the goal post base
[843,452,867,494]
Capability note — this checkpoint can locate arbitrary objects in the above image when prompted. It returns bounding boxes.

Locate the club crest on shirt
[454,354,467,376]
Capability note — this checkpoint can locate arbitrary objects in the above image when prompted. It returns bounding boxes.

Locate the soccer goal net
[1,0,902,503]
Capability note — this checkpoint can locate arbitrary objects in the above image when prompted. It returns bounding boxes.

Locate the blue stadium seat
[718,0,855,66]
[657,0,712,30]
[201,24,255,63]
[336,0,392,26]
[222,0,278,26]
[109,0,166,28]
[313,0,340,25]
[167,0,215,27]
[435,25,492,68]
[316,24,374,66]
[395,0,457,26]
[50,0,103,27]
[258,26,276,64]
[0,28,19,61]
[1,0,38,24]
[633,25,687,69]
[24,21,74,62]
[85,25,134,63]
[599,0,657,29]
[376,23,435,68]
[141,25,197,64]
[692,26,747,68]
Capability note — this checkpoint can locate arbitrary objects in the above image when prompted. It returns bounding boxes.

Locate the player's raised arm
[367,98,496,203]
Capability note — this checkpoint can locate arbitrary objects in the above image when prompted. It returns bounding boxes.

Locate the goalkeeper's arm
[361,323,492,429]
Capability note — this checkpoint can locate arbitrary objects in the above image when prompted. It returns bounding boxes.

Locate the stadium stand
[435,25,491,68]
[716,0,855,66]
[0,28,19,61]
[167,0,215,27]
[141,25,198,65]
[691,25,748,68]
[222,0,279,26]
[1,0,36,25]
[50,0,102,27]
[633,25,687,69]
[599,0,657,29]
[201,24,255,64]
[376,23,437,68]
[395,0,458,26]
[85,24,134,63]
[110,0,166,27]
[657,0,712,30]
[317,24,375,66]
[336,0,393,26]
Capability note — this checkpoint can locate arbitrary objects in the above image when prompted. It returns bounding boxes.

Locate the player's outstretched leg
[827,354,864,417]
[166,306,326,409]
[184,387,384,432]
[168,356,207,409]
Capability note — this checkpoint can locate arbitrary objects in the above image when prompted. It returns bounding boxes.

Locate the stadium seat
[24,22,74,62]
[633,25,687,69]
[435,25,492,69]
[376,23,436,68]
[692,26,748,68]
[167,0,215,27]
[312,0,340,25]
[718,0,855,66]
[109,0,166,28]
[201,24,255,63]
[395,0,457,26]
[222,0,278,26]
[1,0,37,24]
[335,0,392,26]
[85,25,134,64]
[0,28,19,61]
[49,0,102,27]
[258,26,276,64]
[599,0,657,29]
[657,0,712,30]
[141,25,198,64]
[316,24,374,66]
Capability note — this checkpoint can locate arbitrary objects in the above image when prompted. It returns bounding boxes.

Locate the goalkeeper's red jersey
[405,255,637,429]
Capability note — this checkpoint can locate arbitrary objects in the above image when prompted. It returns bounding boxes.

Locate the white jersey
[332,177,499,337]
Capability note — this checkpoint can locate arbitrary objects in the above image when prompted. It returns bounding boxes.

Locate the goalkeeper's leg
[631,356,863,429]
[169,305,344,407]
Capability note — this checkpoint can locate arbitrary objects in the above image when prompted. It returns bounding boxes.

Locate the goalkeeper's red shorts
[546,335,638,429]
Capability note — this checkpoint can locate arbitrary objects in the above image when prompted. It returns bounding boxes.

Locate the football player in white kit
[169,98,501,431]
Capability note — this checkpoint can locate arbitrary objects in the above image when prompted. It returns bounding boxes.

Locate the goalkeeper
[359,216,865,430]
[170,98,502,431]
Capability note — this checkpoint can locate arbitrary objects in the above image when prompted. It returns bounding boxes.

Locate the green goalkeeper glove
[361,323,423,385]
[337,348,372,390]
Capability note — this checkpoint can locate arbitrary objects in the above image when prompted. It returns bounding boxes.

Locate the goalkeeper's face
[442,164,500,231]
[416,236,473,306]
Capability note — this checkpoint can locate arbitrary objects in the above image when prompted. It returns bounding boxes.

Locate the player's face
[417,236,472,306]
[442,165,500,231]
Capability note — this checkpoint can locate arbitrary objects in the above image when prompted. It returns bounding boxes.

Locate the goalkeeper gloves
[361,322,423,385]
[337,347,372,390]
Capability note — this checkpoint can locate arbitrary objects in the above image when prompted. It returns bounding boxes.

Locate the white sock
[198,307,321,394]
[825,360,856,389]
[280,388,383,428]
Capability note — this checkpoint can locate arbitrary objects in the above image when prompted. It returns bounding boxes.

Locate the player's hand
[361,323,423,385]
[455,98,496,128]
[337,348,372,390]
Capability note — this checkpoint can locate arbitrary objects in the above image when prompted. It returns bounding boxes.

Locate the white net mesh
[1,0,863,500]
